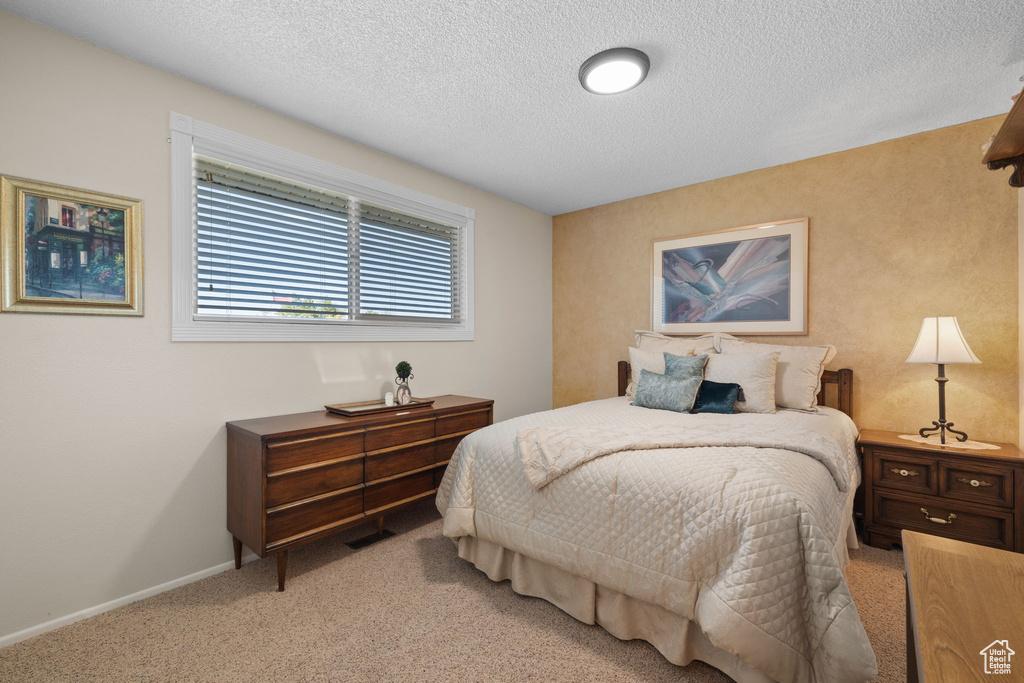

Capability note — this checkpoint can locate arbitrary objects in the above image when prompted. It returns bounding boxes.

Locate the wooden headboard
[616,361,853,417]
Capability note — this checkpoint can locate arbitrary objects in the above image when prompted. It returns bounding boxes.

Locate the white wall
[0,12,553,642]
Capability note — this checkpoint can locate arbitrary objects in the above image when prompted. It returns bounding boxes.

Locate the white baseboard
[0,552,260,649]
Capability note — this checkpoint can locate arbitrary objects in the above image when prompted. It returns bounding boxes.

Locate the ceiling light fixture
[579,47,650,95]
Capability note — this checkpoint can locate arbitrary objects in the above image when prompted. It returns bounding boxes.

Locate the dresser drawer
[364,418,434,451]
[365,441,436,482]
[265,454,364,507]
[435,434,466,463]
[940,462,1014,509]
[873,490,1013,550]
[266,430,364,472]
[266,485,364,546]
[436,408,490,436]
[871,449,937,495]
[364,468,436,514]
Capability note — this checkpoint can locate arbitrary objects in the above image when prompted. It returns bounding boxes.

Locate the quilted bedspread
[518,422,852,492]
[436,397,878,682]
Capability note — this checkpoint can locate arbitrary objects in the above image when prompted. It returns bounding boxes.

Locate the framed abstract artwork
[1,175,143,315]
[651,218,807,335]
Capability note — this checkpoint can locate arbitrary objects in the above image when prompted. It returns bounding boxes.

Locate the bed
[436,356,877,682]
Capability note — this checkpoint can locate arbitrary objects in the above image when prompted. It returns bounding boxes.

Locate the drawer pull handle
[890,467,920,478]
[920,508,957,525]
[955,476,992,488]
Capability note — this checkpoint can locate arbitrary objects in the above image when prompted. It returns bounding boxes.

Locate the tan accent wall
[554,117,1018,443]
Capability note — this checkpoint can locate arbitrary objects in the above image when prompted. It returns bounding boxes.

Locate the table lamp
[906,316,980,444]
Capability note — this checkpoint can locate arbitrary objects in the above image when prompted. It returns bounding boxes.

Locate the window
[170,114,474,341]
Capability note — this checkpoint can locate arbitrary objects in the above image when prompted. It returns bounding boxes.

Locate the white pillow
[719,337,836,412]
[634,330,717,357]
[704,351,781,414]
[626,346,685,399]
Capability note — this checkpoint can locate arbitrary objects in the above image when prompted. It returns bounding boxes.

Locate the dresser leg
[277,551,288,592]
[378,516,385,535]
[233,536,242,570]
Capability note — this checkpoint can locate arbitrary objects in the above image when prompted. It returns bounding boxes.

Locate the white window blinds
[357,204,458,321]
[194,156,463,326]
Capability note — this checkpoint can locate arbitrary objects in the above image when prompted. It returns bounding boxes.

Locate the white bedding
[518,421,852,492]
[436,397,878,682]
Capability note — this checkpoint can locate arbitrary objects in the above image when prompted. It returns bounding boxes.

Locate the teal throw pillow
[663,352,709,380]
[690,380,741,414]
[633,369,702,413]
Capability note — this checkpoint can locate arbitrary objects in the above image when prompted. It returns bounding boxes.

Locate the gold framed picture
[1,175,143,315]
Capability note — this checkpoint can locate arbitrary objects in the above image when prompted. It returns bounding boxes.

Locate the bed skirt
[455,501,861,683]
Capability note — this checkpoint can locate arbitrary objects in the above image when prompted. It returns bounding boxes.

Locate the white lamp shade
[906,316,981,365]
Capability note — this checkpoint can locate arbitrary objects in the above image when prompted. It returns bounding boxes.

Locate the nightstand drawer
[940,462,1013,509]
[871,449,937,495]
[873,491,1013,551]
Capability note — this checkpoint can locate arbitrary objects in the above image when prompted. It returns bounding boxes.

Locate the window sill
[171,319,474,342]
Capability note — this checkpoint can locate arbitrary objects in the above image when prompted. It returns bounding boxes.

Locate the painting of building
[24,194,125,300]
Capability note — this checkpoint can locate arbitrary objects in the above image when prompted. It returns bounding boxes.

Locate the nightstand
[858,430,1024,552]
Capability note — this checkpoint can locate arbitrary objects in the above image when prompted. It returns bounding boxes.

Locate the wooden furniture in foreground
[227,394,493,591]
[616,361,853,416]
[903,529,1024,682]
[983,85,1024,187]
[859,430,1024,552]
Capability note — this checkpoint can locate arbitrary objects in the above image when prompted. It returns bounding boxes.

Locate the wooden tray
[325,398,434,417]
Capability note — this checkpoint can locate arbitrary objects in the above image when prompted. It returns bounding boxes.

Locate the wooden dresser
[227,394,493,590]
[858,430,1024,552]
[903,529,1024,682]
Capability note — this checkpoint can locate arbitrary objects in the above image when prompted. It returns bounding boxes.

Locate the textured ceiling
[2,1,1023,215]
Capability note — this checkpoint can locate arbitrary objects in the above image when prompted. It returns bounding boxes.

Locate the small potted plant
[395,361,414,405]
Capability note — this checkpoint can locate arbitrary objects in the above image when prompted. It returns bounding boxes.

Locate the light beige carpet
[0,506,906,682]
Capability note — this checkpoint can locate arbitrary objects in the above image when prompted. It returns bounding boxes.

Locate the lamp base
[919,363,968,445]
[919,420,968,445]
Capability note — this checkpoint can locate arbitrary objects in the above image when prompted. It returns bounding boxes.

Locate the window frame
[170,113,475,342]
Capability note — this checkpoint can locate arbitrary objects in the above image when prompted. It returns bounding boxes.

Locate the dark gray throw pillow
[690,380,741,414]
